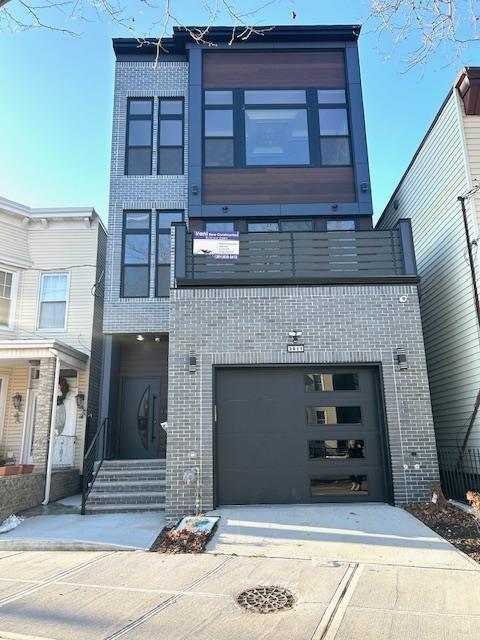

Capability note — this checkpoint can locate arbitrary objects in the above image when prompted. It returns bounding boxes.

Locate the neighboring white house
[378,67,480,457]
[0,196,106,519]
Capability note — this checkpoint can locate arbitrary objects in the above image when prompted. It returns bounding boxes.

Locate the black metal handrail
[81,417,112,515]
[438,446,480,502]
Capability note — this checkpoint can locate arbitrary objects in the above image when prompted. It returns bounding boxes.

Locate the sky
[1,0,480,222]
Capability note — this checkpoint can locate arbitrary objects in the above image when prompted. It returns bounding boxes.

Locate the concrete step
[96,469,165,481]
[101,459,165,470]
[92,479,166,492]
[88,491,165,504]
[84,502,165,514]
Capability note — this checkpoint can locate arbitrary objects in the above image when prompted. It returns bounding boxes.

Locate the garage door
[215,367,389,505]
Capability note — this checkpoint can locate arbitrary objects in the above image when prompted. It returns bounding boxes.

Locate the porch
[0,339,89,520]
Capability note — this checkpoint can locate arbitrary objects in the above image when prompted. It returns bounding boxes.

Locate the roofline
[0,338,89,362]
[376,87,455,227]
[113,24,361,58]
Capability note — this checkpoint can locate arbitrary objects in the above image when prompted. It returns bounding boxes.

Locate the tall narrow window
[125,98,153,175]
[158,99,184,175]
[156,210,184,297]
[39,274,69,330]
[204,91,234,167]
[122,211,151,298]
[318,90,351,166]
[0,269,14,327]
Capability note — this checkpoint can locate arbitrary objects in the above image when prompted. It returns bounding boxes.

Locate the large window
[158,99,184,175]
[156,211,183,297]
[121,211,151,298]
[0,269,14,328]
[125,99,153,175]
[38,274,69,330]
[204,89,352,169]
[247,219,313,233]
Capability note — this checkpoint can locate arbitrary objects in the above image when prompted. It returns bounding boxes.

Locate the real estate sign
[193,231,239,260]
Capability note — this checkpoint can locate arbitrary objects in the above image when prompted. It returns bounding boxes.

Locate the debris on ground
[150,516,219,553]
[0,514,24,534]
[404,501,480,564]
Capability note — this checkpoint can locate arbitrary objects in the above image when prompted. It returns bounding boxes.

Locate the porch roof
[0,339,89,371]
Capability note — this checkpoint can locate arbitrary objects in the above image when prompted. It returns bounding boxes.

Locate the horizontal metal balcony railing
[173,219,418,287]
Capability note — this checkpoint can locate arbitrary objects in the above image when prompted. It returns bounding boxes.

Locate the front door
[119,377,161,459]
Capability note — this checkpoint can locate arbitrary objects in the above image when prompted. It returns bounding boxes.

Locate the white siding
[379,91,480,449]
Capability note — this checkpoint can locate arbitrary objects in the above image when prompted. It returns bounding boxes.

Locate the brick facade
[166,284,440,520]
[103,61,188,335]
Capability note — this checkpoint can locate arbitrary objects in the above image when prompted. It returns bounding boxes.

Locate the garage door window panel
[309,439,365,459]
[305,373,359,392]
[311,476,368,497]
[306,406,362,425]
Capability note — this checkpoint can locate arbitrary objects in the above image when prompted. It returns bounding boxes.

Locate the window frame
[156,210,184,298]
[158,98,185,176]
[121,210,152,299]
[204,220,237,232]
[0,268,17,330]
[326,219,356,232]
[203,87,352,169]
[37,272,70,332]
[125,98,154,176]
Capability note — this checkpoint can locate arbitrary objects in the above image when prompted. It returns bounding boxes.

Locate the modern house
[0,196,106,521]
[378,68,480,492]
[98,25,440,521]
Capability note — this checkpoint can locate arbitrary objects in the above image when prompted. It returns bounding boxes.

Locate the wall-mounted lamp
[191,185,199,196]
[396,348,408,370]
[221,206,229,213]
[360,182,369,193]
[12,393,22,422]
[331,203,338,210]
[288,330,303,343]
[189,350,197,373]
[136,334,144,342]
[76,392,86,418]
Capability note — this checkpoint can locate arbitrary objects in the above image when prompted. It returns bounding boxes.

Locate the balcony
[173,219,418,287]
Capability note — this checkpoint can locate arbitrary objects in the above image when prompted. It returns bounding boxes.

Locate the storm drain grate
[236,586,295,614]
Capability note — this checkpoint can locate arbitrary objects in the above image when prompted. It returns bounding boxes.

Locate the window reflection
[311,475,368,496]
[306,406,362,425]
[305,373,359,392]
[309,439,365,459]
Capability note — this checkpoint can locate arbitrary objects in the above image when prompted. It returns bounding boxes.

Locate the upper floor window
[205,221,236,232]
[121,211,151,298]
[125,99,153,175]
[0,269,15,328]
[204,89,352,169]
[38,274,69,330]
[156,210,183,297]
[247,219,314,233]
[327,219,355,231]
[158,99,184,175]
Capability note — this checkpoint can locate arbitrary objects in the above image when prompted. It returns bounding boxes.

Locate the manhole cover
[236,586,295,614]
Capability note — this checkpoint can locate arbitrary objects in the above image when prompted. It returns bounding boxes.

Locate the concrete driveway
[0,504,477,639]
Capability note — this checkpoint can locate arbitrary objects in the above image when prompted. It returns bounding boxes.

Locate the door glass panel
[306,406,362,425]
[137,386,150,451]
[311,476,368,496]
[309,439,365,459]
[305,373,359,392]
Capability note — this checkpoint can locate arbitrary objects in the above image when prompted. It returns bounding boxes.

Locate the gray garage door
[215,367,389,505]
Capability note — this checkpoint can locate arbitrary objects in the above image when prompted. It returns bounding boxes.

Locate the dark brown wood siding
[203,167,356,204]
[203,50,346,88]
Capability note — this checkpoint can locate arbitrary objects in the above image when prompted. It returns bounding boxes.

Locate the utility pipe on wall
[42,349,61,505]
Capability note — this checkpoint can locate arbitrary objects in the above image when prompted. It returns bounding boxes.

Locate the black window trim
[203,86,353,170]
[158,97,185,176]
[156,209,184,297]
[121,210,151,299]
[125,98,153,176]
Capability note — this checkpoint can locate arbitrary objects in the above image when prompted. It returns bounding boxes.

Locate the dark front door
[119,377,162,459]
[215,367,389,505]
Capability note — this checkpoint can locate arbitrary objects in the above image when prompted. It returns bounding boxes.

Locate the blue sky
[1,0,479,222]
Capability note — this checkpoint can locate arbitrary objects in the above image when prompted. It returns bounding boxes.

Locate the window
[247,220,313,233]
[204,89,352,168]
[205,221,236,232]
[157,210,183,297]
[125,99,153,175]
[158,99,184,175]
[306,406,362,425]
[39,274,69,330]
[326,219,356,231]
[121,211,151,298]
[318,90,351,166]
[280,219,314,232]
[245,91,309,166]
[305,372,359,392]
[0,270,14,328]
[204,91,234,167]
[311,476,368,497]
[247,221,280,233]
[308,439,365,459]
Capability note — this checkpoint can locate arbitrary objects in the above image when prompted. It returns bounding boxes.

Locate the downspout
[42,349,61,505]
